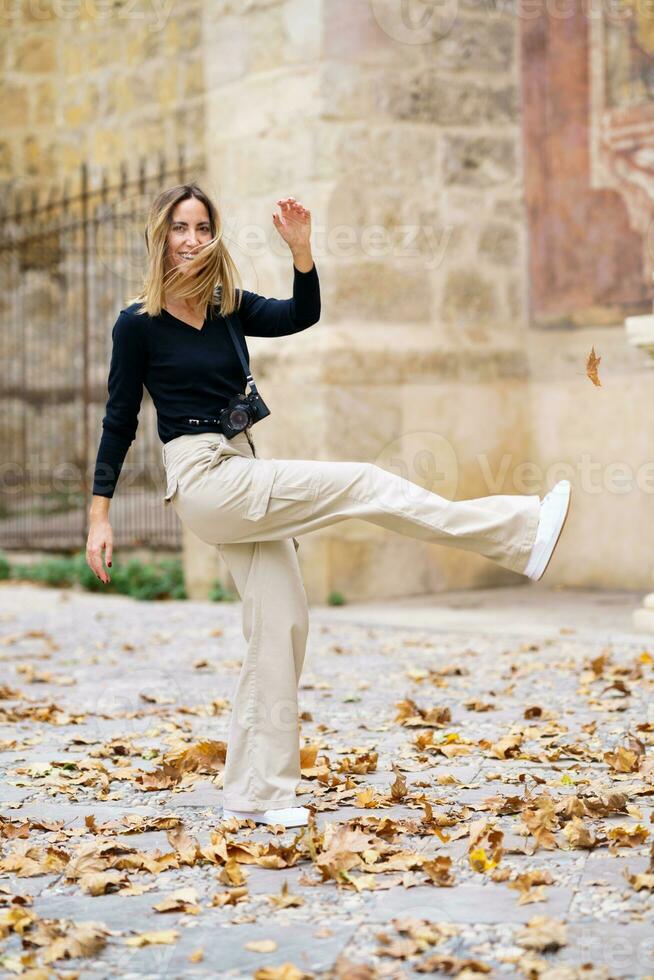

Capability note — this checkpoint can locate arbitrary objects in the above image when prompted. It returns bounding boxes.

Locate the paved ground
[1,582,653,979]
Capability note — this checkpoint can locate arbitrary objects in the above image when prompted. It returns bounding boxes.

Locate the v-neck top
[92,262,320,498]
[160,307,208,331]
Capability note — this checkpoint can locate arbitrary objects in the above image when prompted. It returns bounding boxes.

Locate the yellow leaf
[469,847,498,873]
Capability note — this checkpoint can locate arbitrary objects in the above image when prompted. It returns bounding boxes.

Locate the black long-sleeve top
[92,262,320,498]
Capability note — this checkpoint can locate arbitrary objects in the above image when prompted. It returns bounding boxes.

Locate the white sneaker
[222,805,310,827]
[523,480,572,581]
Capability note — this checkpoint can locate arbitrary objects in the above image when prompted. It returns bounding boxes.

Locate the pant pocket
[272,481,318,501]
[244,461,276,521]
[163,473,179,505]
[244,462,317,521]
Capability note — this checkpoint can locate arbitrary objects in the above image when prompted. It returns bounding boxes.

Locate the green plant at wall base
[76,552,187,600]
[209,579,238,602]
[327,590,346,606]
[105,556,187,601]
[11,556,77,588]
[1,550,187,601]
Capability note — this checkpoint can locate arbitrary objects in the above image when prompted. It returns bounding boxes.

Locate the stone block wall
[3,0,653,594]
[1,0,206,187]
[198,0,535,598]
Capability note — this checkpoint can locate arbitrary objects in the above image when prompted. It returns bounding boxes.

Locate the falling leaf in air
[586,346,602,386]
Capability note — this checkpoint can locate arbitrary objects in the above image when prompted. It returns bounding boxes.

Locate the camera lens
[229,407,249,430]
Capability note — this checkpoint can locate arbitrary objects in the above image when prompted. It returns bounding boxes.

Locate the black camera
[186,308,272,438]
[220,384,271,438]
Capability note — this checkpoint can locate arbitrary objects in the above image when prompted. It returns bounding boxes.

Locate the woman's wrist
[89,495,111,521]
[291,247,314,273]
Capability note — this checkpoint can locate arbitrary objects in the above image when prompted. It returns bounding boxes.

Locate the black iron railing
[0,147,203,550]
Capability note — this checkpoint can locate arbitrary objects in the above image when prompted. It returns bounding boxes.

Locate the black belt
[178,416,256,452]
[185,416,222,427]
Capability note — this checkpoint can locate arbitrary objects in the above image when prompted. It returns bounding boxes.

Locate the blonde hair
[128,183,242,317]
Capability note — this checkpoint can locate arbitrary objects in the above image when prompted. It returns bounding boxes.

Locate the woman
[86,184,572,829]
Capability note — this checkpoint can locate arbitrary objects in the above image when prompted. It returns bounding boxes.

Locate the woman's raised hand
[272,197,312,253]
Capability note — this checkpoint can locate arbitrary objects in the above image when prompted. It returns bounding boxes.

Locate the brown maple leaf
[586,346,602,386]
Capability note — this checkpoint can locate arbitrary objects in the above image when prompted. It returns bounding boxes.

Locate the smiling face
[165,196,213,274]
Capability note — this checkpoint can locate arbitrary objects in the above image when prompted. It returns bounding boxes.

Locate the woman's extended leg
[179,452,541,577]
[217,536,310,811]
[164,433,543,815]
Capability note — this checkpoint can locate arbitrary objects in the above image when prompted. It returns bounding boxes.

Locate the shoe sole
[531,483,572,582]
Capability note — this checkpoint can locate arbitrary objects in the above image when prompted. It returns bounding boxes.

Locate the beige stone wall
[1,0,206,186]
[200,0,536,599]
[4,0,653,596]
[199,0,654,596]
[524,326,654,590]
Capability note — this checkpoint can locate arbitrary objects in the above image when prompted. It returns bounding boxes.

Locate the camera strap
[225,311,257,392]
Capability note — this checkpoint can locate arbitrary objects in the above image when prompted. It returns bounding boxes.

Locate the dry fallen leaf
[625,871,654,892]
[422,855,455,886]
[586,346,602,386]
[604,745,641,773]
[153,887,200,914]
[562,816,597,850]
[245,939,278,953]
[414,953,491,974]
[41,921,111,963]
[468,820,504,873]
[253,964,312,980]
[516,915,567,953]
[124,929,179,947]
[268,880,305,909]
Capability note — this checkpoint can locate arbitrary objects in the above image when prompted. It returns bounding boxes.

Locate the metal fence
[0,148,203,551]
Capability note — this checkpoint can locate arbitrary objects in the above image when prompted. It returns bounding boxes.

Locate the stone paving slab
[363,880,575,925]
[562,922,654,976]
[1,583,653,979]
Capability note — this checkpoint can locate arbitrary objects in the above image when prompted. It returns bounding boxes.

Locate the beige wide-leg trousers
[161,430,541,810]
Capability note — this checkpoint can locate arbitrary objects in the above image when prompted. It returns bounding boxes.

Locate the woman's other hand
[273,197,312,257]
[86,509,113,584]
